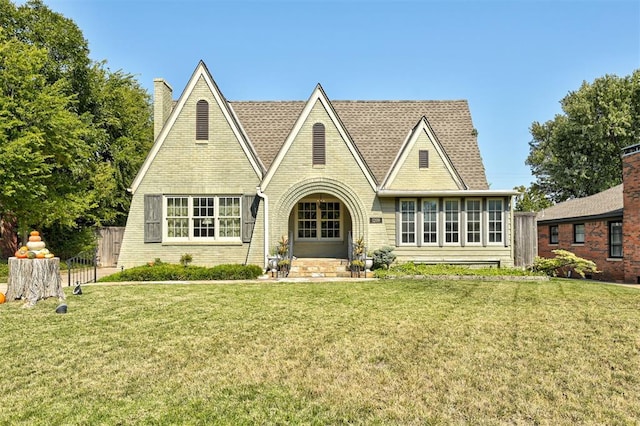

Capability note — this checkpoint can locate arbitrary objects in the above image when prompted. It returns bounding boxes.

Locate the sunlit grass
[0,279,638,424]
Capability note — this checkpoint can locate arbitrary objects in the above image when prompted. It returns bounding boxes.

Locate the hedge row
[99,263,264,282]
[374,262,544,279]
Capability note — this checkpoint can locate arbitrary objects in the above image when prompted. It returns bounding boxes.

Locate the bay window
[165,195,241,241]
[488,199,503,243]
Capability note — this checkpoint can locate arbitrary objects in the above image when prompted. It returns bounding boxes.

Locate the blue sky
[41,0,639,190]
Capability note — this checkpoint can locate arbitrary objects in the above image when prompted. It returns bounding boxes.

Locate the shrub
[373,262,544,279]
[532,249,600,278]
[99,263,264,282]
[372,246,396,270]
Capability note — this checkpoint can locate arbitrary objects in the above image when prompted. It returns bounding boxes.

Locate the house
[536,144,640,283]
[117,61,518,273]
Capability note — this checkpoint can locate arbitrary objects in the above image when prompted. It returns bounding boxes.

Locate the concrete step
[288,258,353,278]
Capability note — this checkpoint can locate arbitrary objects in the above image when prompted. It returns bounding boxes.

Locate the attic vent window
[196,100,209,141]
[312,123,325,165]
[419,150,429,168]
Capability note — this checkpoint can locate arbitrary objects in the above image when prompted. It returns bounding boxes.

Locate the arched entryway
[287,194,353,258]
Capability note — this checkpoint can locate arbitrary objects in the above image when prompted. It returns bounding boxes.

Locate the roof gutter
[376,189,521,197]
[256,186,269,269]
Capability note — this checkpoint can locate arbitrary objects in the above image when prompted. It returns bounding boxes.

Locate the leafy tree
[526,70,640,203]
[0,0,152,258]
[513,185,553,212]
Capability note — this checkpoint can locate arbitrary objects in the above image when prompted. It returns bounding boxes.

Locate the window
[196,100,209,141]
[609,221,623,258]
[574,223,585,244]
[312,123,325,165]
[466,199,481,244]
[422,199,438,244]
[419,150,429,168]
[549,225,559,244]
[296,201,341,240]
[165,195,241,241]
[488,199,503,243]
[400,199,416,244]
[444,199,459,243]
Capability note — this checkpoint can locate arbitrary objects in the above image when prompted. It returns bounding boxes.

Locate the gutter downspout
[256,187,269,269]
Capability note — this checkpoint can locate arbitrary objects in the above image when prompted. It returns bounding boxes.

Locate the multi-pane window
[218,197,241,238]
[422,199,438,244]
[609,221,623,258]
[297,201,341,240]
[550,225,559,244]
[165,196,241,241]
[488,199,503,243]
[466,199,481,243]
[167,197,189,238]
[574,223,585,244]
[400,200,416,244]
[320,202,340,238]
[297,202,317,238]
[444,199,459,243]
[196,100,209,140]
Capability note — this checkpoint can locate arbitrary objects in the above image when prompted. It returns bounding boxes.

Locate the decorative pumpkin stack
[14,231,55,259]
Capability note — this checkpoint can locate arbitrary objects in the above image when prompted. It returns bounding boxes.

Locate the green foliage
[0,259,8,282]
[0,0,152,257]
[179,253,193,267]
[99,263,264,282]
[373,262,543,279]
[526,70,640,203]
[532,249,600,278]
[372,246,396,270]
[352,236,365,258]
[513,185,553,212]
[276,235,289,257]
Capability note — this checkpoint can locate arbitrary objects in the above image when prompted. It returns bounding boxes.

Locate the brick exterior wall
[622,146,640,283]
[537,219,624,282]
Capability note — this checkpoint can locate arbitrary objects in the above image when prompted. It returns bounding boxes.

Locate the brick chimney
[622,144,640,283]
[153,78,173,141]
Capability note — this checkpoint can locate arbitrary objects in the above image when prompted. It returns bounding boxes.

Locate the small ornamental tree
[532,249,600,278]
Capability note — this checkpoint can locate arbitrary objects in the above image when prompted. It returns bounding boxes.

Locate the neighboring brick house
[536,144,640,283]
[117,61,518,271]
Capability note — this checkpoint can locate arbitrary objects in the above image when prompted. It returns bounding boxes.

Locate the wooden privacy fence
[514,212,537,268]
[96,226,124,267]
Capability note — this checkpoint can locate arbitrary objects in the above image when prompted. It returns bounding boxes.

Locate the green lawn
[1,279,638,424]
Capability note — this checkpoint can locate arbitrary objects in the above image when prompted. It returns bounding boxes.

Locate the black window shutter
[312,123,325,165]
[144,194,162,243]
[242,194,260,243]
[419,150,429,168]
[196,100,209,140]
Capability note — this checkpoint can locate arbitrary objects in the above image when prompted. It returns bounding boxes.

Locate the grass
[0,279,639,424]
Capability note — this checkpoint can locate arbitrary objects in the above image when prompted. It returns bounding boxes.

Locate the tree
[513,185,552,212]
[526,70,640,203]
[0,0,152,258]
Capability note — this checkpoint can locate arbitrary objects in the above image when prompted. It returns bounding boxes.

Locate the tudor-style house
[117,61,518,274]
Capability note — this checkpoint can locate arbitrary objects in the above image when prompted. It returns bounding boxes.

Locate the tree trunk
[0,216,19,259]
[6,257,65,307]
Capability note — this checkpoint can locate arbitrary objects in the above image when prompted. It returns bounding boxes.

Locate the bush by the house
[372,246,396,270]
[532,249,600,278]
[99,263,263,282]
[374,262,544,279]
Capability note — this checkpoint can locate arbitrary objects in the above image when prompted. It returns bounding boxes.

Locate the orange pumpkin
[36,252,45,259]
[15,251,27,259]
[0,293,5,304]
[30,230,40,237]
[28,235,42,242]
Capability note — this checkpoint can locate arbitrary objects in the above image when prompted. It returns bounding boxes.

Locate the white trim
[421,198,439,246]
[129,61,264,194]
[486,198,504,245]
[261,84,377,191]
[443,198,461,245]
[464,198,483,246]
[294,198,344,242]
[398,198,418,246]
[377,189,520,197]
[381,117,466,190]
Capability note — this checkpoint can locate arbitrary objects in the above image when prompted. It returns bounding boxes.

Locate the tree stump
[6,257,65,307]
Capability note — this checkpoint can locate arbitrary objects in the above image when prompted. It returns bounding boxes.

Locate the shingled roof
[229,99,488,189]
[536,184,624,223]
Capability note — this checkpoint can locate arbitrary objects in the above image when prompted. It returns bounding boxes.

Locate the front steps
[288,258,353,278]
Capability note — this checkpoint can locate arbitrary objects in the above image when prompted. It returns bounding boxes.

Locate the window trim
[163,195,242,243]
[549,225,559,244]
[465,198,482,245]
[399,198,417,246]
[487,198,504,245]
[573,223,585,244]
[422,198,438,245]
[443,198,460,245]
[609,221,623,258]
